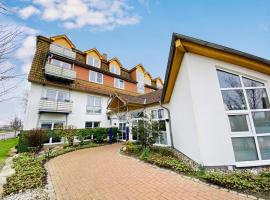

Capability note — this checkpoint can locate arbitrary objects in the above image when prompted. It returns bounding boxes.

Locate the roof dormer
[144,72,152,86]
[50,35,76,49]
[84,48,102,68]
[154,77,163,88]
[109,57,122,75]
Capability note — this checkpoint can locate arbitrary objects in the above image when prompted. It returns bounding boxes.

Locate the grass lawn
[0,138,18,165]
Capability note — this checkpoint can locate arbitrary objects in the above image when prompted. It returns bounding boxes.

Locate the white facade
[24,83,110,130]
[168,52,270,167]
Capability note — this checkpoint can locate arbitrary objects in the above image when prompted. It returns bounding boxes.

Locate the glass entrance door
[119,122,126,140]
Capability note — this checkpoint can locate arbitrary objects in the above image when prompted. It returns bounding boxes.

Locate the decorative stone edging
[119,151,265,200]
[0,156,16,198]
[44,163,57,200]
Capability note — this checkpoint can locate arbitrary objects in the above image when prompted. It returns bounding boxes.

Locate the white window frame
[86,95,102,114]
[89,71,103,84]
[145,78,151,86]
[40,121,65,130]
[85,121,101,128]
[151,109,167,145]
[114,78,125,89]
[110,65,120,75]
[86,55,100,68]
[44,88,70,102]
[137,83,144,94]
[217,68,270,167]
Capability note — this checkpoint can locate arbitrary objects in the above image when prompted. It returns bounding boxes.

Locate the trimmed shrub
[17,129,47,153]
[92,128,108,143]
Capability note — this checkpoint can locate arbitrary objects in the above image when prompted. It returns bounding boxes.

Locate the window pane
[94,97,101,107]
[46,89,57,100]
[252,111,270,133]
[243,77,264,87]
[87,96,94,106]
[53,122,63,129]
[231,137,258,162]
[159,120,166,131]
[94,58,99,68]
[246,89,270,109]
[85,122,93,128]
[94,122,100,128]
[228,115,249,132]
[41,123,52,130]
[217,70,241,88]
[57,91,69,102]
[62,62,70,69]
[89,71,96,82]
[221,90,247,110]
[97,73,103,83]
[51,59,61,67]
[158,109,165,119]
[258,136,270,160]
[87,56,94,66]
[151,110,157,119]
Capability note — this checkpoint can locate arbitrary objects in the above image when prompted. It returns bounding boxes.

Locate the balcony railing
[45,63,76,81]
[39,98,73,113]
[49,44,76,60]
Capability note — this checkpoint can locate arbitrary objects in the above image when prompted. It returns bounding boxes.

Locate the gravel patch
[2,188,48,200]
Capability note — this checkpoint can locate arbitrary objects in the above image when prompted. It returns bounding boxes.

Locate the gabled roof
[144,72,152,79]
[129,64,146,72]
[162,33,270,103]
[50,35,76,49]
[154,77,163,84]
[108,89,162,109]
[84,48,104,59]
[108,57,123,67]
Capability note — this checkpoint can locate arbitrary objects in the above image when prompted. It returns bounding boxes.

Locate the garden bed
[122,142,270,199]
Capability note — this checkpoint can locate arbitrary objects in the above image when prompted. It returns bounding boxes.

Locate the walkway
[47,144,250,200]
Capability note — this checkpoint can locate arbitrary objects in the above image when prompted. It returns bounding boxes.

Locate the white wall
[169,52,270,167]
[24,83,110,130]
[167,54,202,164]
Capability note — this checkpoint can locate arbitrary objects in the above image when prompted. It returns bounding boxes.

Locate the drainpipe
[159,101,174,148]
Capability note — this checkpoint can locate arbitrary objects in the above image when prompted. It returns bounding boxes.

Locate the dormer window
[110,65,120,75]
[137,71,144,83]
[87,55,100,68]
[145,78,151,86]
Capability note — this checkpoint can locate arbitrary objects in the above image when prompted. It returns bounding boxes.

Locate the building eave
[162,33,270,103]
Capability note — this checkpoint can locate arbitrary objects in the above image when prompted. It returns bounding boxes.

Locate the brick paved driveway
[48,144,250,200]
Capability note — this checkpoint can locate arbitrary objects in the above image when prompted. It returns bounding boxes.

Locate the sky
[0,0,269,126]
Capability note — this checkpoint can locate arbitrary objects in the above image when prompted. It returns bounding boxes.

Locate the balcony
[39,98,73,113]
[45,63,76,81]
[49,43,76,60]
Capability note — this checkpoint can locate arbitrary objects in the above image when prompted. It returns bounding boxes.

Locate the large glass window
[85,121,100,128]
[217,69,270,163]
[89,71,103,84]
[151,109,167,145]
[87,55,100,68]
[86,95,102,114]
[45,89,70,102]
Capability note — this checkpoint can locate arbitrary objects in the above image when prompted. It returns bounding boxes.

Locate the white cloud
[15,35,37,73]
[18,5,40,19]
[19,0,140,30]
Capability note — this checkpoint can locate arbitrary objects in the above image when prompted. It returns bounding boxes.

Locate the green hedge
[3,153,46,195]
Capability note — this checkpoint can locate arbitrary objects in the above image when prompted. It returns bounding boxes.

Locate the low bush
[201,170,270,195]
[145,153,193,173]
[92,128,108,143]
[3,153,46,195]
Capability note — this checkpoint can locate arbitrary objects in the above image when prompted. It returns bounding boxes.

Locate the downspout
[159,101,174,148]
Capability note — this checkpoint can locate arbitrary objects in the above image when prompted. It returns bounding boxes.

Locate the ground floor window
[217,69,270,164]
[85,121,100,128]
[41,121,64,130]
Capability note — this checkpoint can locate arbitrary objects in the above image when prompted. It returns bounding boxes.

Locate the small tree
[131,114,159,148]
[55,125,77,146]
[10,116,23,137]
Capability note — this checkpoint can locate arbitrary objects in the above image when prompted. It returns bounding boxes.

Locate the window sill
[235,160,270,167]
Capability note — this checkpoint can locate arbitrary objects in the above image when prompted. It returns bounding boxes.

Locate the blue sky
[0,0,270,125]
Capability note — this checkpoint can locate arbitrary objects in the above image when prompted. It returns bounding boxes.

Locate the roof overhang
[162,33,270,103]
